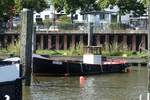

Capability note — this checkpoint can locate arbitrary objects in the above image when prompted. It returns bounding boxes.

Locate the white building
[33,4,131,24]
[34,6,54,22]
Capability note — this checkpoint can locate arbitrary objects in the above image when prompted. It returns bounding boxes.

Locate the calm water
[23,67,148,100]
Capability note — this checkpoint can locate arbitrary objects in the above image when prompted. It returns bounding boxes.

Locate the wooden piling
[56,35,60,50]
[132,35,136,51]
[105,35,109,44]
[20,8,33,86]
[71,35,75,48]
[88,23,93,46]
[123,35,127,48]
[96,35,100,46]
[48,35,52,49]
[40,35,44,49]
[64,35,67,49]
[141,35,146,50]
[32,26,36,53]
[80,34,84,45]
[4,35,8,48]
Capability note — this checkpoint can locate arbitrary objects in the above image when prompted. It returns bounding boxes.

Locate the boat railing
[139,93,150,100]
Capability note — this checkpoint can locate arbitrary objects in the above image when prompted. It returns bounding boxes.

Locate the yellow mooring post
[20,8,33,86]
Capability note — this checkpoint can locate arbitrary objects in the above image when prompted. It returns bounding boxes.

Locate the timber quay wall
[0,30,148,51]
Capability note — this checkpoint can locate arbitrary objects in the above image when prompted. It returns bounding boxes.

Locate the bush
[102,42,131,56]
[66,42,84,56]
[110,23,134,30]
[7,41,20,56]
[43,19,52,28]
[58,15,71,23]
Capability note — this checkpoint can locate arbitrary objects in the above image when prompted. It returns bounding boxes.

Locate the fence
[1,21,148,33]
[139,93,150,100]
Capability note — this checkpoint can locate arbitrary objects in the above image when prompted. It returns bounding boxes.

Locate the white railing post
[147,93,150,100]
[139,94,142,100]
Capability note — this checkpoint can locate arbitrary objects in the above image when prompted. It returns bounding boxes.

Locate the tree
[0,0,48,21]
[141,0,149,6]
[51,0,64,12]
[14,0,48,14]
[0,0,15,21]
[0,0,48,30]
[97,0,146,16]
[0,0,16,30]
[79,0,100,13]
[22,0,48,13]
[97,0,116,9]
[116,0,146,17]
[52,0,81,23]
[51,0,101,23]
[97,0,146,23]
[51,0,146,23]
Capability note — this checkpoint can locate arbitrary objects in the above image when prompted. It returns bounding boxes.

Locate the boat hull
[0,78,22,100]
[33,57,129,76]
[0,61,22,100]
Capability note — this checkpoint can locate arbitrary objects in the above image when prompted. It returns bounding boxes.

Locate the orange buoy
[79,76,86,87]
[80,76,85,80]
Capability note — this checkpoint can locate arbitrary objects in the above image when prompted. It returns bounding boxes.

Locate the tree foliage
[15,0,22,15]
[51,0,100,14]
[52,0,146,17]
[79,0,100,13]
[140,0,149,7]
[0,0,48,30]
[22,0,48,13]
[51,0,101,23]
[58,15,71,23]
[116,0,146,16]
[0,0,15,21]
[97,0,146,17]
[51,0,63,12]
[0,0,48,20]
[97,0,116,9]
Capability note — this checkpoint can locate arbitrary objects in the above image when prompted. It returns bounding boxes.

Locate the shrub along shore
[0,41,148,59]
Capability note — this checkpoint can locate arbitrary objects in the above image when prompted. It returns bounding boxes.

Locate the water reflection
[23,67,148,100]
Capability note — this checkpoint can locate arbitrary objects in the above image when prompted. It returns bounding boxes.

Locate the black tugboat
[32,46,129,76]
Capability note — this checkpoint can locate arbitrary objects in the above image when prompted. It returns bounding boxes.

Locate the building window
[36,15,41,18]
[83,15,87,20]
[99,13,105,20]
[45,15,49,19]
[74,14,78,20]
[111,15,117,23]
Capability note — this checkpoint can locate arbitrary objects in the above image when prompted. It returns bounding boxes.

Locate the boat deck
[48,56,147,65]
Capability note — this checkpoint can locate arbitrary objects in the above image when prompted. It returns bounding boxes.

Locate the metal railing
[1,22,148,33]
[139,93,150,100]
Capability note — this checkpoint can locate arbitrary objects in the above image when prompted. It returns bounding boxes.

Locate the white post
[88,23,93,46]
[139,94,142,100]
[147,93,150,100]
